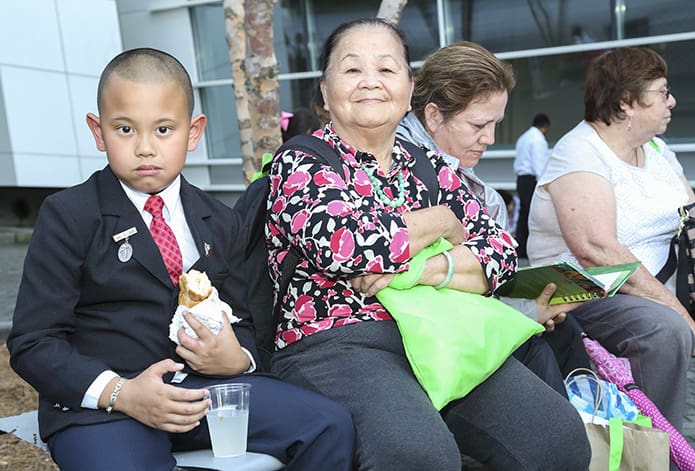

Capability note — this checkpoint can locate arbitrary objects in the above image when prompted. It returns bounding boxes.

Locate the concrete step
[0,227,33,246]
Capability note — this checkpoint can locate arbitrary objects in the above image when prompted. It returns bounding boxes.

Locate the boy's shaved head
[97,48,194,116]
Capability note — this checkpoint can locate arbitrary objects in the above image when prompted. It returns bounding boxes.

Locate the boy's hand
[176,311,250,375]
[107,359,210,432]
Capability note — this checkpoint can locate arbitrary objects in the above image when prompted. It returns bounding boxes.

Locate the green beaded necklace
[359,163,406,208]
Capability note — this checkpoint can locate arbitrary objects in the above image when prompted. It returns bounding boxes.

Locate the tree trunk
[224,0,281,185]
[223,0,254,183]
[244,0,281,181]
[377,0,409,23]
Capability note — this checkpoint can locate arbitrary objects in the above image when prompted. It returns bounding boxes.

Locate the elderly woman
[397,41,590,387]
[528,47,695,432]
[267,18,589,471]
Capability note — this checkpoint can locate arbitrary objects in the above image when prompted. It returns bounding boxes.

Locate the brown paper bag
[585,419,670,471]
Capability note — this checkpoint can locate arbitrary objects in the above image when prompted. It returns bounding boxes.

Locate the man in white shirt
[514,113,550,258]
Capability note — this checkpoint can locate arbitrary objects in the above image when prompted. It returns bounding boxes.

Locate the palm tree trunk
[377,0,409,23]
[244,0,281,180]
[224,0,281,185]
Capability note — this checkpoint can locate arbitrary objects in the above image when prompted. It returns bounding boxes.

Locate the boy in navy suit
[8,48,354,471]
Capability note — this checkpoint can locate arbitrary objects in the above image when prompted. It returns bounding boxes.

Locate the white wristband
[106,377,126,414]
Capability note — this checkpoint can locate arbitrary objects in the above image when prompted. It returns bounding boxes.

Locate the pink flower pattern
[266,125,517,349]
[283,170,311,196]
[329,227,355,263]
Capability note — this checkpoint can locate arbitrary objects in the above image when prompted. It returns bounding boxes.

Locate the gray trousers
[571,294,693,431]
[272,320,590,471]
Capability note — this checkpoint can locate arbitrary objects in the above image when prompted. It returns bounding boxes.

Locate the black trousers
[515,174,537,258]
[512,314,592,397]
[544,313,592,377]
[512,335,566,396]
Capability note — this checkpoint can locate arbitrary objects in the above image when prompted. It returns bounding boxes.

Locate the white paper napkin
[168,287,241,344]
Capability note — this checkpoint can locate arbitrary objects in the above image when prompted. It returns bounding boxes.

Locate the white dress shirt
[514,126,549,177]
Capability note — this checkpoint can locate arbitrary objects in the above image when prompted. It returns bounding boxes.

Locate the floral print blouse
[266,124,517,349]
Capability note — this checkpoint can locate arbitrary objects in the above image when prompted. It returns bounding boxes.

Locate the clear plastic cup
[206,383,251,457]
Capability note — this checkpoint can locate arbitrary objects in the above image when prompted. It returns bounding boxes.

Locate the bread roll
[178,269,213,308]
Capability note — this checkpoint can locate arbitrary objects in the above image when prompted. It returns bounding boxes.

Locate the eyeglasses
[644,86,671,101]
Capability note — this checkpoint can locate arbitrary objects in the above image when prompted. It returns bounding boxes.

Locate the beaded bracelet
[434,250,454,289]
[106,377,126,414]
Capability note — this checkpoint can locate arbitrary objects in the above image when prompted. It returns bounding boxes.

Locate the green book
[495,260,641,304]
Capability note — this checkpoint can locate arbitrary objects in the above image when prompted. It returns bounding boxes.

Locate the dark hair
[584,47,667,125]
[411,41,515,125]
[497,188,514,204]
[497,189,514,207]
[97,48,194,116]
[319,18,412,79]
[311,80,330,127]
[282,108,321,142]
[532,113,550,128]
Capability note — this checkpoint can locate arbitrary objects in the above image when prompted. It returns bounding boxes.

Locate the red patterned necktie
[144,195,182,285]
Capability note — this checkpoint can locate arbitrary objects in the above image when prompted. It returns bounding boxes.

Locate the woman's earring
[627,117,632,131]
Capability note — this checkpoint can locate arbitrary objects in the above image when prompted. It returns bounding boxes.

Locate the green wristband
[389,237,454,290]
[434,250,454,289]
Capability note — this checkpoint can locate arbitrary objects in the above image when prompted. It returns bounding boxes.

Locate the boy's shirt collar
[119,175,182,219]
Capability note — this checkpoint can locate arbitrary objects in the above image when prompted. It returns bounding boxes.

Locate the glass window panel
[500,53,586,148]
[192,1,695,161]
[191,3,290,79]
[276,0,317,73]
[278,77,323,120]
[444,0,695,52]
[199,86,242,159]
[201,79,324,161]
[396,0,441,61]
[277,0,440,72]
[191,5,230,81]
[444,0,611,51]
[653,40,695,144]
[486,41,695,148]
[622,0,695,38]
[299,1,378,63]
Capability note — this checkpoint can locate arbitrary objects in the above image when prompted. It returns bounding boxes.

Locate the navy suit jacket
[8,166,258,440]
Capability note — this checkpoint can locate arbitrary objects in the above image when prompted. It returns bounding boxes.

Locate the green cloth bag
[376,238,544,410]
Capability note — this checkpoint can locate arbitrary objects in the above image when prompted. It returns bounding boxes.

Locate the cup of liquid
[206,383,251,457]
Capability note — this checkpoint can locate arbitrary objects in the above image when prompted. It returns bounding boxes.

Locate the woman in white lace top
[528,47,695,434]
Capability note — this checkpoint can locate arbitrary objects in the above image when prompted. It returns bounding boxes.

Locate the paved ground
[2,230,695,453]
[0,242,26,339]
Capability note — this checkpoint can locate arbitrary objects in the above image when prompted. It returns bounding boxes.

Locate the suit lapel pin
[113,227,137,263]
[204,242,212,257]
[117,239,133,263]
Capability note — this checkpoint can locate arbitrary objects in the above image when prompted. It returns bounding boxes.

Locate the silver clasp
[678,206,690,238]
